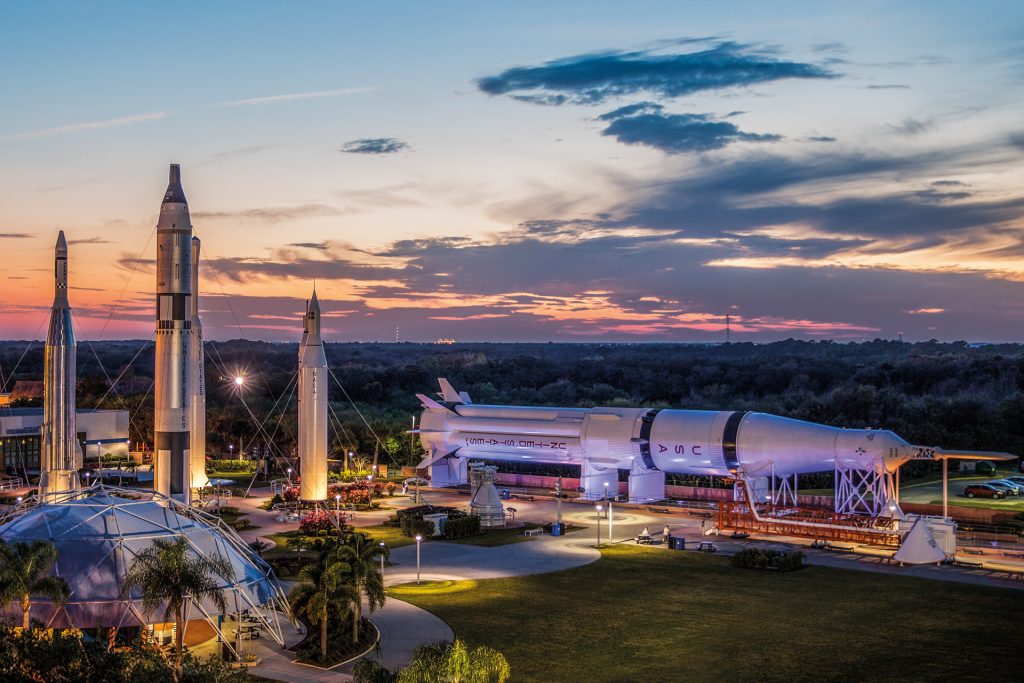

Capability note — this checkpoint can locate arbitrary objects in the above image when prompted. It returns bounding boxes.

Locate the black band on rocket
[722,411,747,472]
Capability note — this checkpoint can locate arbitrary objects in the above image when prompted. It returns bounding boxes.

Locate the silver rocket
[154,164,192,504]
[298,290,327,500]
[39,231,81,495]
[189,236,207,489]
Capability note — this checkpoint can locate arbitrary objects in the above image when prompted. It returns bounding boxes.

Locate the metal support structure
[942,456,948,518]
[834,461,898,516]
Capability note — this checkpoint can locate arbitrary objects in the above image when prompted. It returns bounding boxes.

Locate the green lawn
[389,545,1023,682]
[353,523,417,549]
[928,497,1024,511]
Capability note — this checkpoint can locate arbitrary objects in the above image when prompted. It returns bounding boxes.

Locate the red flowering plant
[299,508,341,535]
[282,485,301,502]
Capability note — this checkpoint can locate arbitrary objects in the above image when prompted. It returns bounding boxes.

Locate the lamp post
[335,494,341,527]
[608,498,614,544]
[286,467,293,486]
[594,504,602,548]
[229,444,233,458]
[415,535,423,584]
[379,541,386,575]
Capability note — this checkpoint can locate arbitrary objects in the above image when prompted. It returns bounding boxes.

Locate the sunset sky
[2,1,1024,342]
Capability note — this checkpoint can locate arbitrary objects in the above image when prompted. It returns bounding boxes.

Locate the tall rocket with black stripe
[154,163,192,504]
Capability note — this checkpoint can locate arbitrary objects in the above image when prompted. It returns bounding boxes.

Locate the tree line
[3,339,1023,474]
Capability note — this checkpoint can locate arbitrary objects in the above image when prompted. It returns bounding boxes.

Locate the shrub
[444,515,482,540]
[282,486,301,502]
[300,509,341,535]
[386,481,398,496]
[730,548,805,572]
[401,516,437,538]
[207,459,257,473]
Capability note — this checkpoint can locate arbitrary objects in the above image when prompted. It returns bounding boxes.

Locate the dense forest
[3,339,1023,479]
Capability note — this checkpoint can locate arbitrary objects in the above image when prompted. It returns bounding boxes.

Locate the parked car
[985,481,1021,496]
[1004,475,1024,489]
[963,483,1006,499]
[989,479,1024,495]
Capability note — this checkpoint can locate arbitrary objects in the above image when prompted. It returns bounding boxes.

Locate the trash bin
[550,522,565,536]
[669,536,685,550]
[499,489,511,500]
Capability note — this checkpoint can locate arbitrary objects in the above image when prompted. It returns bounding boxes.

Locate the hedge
[730,548,805,572]
[207,459,257,472]
[444,515,482,540]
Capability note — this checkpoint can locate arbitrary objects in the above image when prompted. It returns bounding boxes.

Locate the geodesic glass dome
[0,484,288,639]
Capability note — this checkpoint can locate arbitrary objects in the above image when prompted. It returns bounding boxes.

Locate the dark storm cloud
[476,41,836,105]
[596,102,780,153]
[340,138,410,154]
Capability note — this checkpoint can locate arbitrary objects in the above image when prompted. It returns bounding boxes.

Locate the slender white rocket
[189,235,207,489]
[40,230,80,495]
[154,164,192,505]
[298,290,327,500]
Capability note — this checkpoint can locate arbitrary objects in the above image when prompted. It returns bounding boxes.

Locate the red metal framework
[718,480,901,547]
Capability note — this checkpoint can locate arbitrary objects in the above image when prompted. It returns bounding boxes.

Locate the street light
[594,504,603,548]
[286,467,293,485]
[608,498,614,544]
[415,535,423,584]
[335,494,341,525]
[379,541,386,575]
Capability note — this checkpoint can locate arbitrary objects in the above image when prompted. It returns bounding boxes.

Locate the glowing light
[234,376,245,386]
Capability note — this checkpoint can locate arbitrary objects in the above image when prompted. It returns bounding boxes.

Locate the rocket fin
[438,378,462,403]
[416,393,454,413]
[458,391,473,404]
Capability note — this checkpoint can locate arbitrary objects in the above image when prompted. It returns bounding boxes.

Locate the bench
[954,558,984,568]
[511,494,535,501]
[960,548,984,555]
[524,528,543,537]
[636,535,654,545]
[647,507,670,514]
[696,541,718,553]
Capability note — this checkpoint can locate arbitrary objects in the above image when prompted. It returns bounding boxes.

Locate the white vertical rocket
[39,231,81,495]
[189,235,207,489]
[298,290,327,500]
[154,164,192,504]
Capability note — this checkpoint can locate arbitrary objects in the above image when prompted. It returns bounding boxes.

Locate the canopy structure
[0,483,290,649]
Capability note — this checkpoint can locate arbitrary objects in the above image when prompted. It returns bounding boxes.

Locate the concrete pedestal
[580,459,618,500]
[628,461,665,503]
[428,455,467,487]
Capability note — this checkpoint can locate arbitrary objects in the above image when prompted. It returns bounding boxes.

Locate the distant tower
[40,231,81,495]
[189,236,207,489]
[395,325,399,343]
[298,290,328,501]
[154,164,193,505]
[725,314,731,344]
[898,331,904,343]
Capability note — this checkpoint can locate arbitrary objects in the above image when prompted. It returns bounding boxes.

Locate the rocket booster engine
[417,379,977,479]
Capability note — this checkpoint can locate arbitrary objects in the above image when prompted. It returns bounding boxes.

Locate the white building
[1,407,128,476]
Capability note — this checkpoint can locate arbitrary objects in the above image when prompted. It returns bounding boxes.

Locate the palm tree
[288,555,356,664]
[0,539,69,629]
[118,536,231,675]
[331,533,387,645]
[397,639,510,683]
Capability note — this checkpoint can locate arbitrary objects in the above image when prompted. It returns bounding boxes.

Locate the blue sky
[2,1,1024,342]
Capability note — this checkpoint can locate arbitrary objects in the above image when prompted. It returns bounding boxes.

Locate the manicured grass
[928,497,1024,511]
[353,523,417,549]
[448,523,544,547]
[389,545,1024,682]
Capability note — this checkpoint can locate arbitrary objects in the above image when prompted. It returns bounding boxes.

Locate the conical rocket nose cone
[56,230,68,255]
[162,163,187,205]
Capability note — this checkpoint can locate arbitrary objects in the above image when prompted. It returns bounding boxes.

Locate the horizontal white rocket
[417,378,1008,481]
